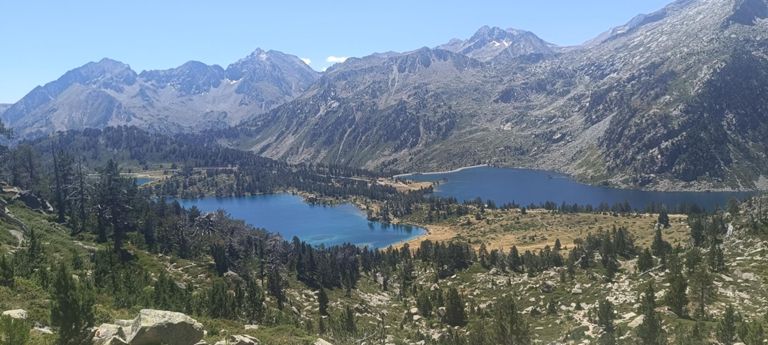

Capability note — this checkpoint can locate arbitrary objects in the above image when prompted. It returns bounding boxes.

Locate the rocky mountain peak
[62,58,137,89]
[439,26,555,62]
[139,61,226,96]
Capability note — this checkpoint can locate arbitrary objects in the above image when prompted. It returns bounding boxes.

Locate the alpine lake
[177,166,754,249]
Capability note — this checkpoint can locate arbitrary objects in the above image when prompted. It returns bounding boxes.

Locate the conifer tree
[267,267,286,310]
[597,299,616,345]
[638,248,654,273]
[245,276,264,323]
[343,305,356,334]
[489,295,530,345]
[444,287,467,327]
[318,288,329,316]
[0,255,13,287]
[417,290,433,318]
[665,254,688,318]
[637,283,665,344]
[690,264,714,319]
[651,227,669,258]
[658,210,670,228]
[716,305,736,344]
[50,263,94,345]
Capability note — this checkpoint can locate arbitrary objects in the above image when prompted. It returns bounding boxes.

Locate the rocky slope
[2,49,319,137]
[4,0,768,191]
[437,26,557,62]
[230,0,768,191]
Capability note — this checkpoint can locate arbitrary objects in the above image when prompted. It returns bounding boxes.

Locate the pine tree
[399,259,414,298]
[267,267,286,310]
[417,290,433,318]
[0,255,13,287]
[637,248,654,273]
[50,263,94,345]
[689,264,714,319]
[444,287,467,327]
[489,295,530,345]
[716,305,736,344]
[343,305,356,334]
[637,283,665,345]
[689,217,706,247]
[318,288,329,316]
[597,299,616,345]
[651,227,669,258]
[684,248,702,275]
[95,160,132,257]
[665,254,688,318]
[708,242,726,273]
[245,277,264,323]
[658,210,670,228]
[208,279,233,319]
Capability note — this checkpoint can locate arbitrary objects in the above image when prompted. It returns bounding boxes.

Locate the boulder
[539,281,556,293]
[13,191,53,213]
[627,315,645,329]
[1,309,28,320]
[103,337,130,345]
[314,338,333,345]
[93,323,127,345]
[125,309,204,345]
[741,272,757,281]
[215,335,260,345]
[32,326,54,335]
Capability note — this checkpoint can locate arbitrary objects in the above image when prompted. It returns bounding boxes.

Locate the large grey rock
[13,191,53,213]
[314,339,333,345]
[93,323,127,345]
[125,309,204,345]
[214,335,260,345]
[627,315,645,329]
[1,309,28,320]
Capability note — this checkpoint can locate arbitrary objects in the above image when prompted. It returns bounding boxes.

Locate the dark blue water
[402,167,754,211]
[177,194,425,248]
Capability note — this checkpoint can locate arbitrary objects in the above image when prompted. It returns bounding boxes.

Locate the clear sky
[0,0,672,104]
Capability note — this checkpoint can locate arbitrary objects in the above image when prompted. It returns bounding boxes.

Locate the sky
[0,0,672,104]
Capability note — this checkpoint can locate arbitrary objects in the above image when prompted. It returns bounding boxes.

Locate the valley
[2,0,768,344]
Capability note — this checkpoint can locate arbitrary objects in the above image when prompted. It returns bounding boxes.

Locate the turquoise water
[402,166,754,211]
[177,194,425,248]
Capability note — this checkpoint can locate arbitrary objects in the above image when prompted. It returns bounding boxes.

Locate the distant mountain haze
[3,0,768,191]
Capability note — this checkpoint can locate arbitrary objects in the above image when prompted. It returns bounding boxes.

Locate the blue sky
[0,0,672,103]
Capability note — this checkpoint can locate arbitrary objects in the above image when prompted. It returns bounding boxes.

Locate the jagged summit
[438,26,555,61]
[1,49,320,136]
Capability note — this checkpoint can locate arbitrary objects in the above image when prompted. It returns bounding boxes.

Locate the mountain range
[1,49,318,137]
[2,0,768,191]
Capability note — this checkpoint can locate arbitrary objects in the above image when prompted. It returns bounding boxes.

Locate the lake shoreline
[177,193,429,249]
[393,164,764,193]
[393,164,489,179]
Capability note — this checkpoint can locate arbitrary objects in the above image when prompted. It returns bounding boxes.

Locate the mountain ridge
[1,49,320,137]
[225,0,768,191]
[3,0,768,191]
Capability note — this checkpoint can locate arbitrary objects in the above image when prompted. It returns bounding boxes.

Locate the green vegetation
[1,124,767,344]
